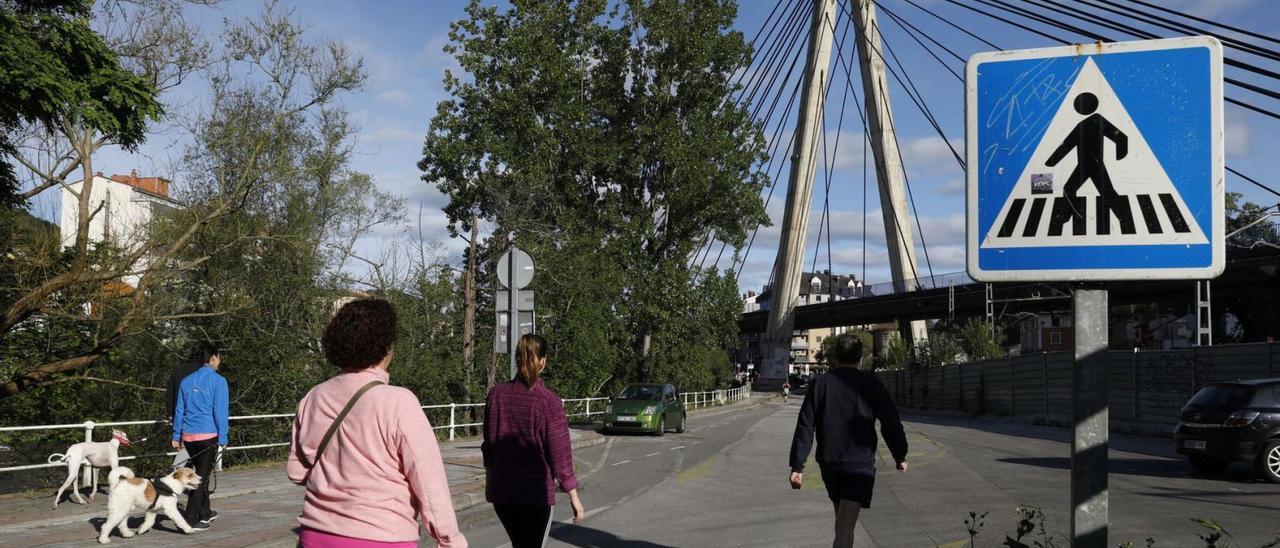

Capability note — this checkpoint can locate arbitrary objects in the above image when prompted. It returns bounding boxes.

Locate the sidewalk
[0,397,757,547]
[0,429,604,547]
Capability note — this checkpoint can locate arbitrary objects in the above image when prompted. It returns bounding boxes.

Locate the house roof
[757,271,861,301]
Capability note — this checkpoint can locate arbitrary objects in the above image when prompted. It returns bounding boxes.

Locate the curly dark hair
[323,298,397,371]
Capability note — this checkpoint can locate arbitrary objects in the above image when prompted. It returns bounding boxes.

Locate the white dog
[98,466,202,544]
[49,429,132,508]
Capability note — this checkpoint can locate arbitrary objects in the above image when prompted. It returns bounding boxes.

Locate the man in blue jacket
[171,342,228,529]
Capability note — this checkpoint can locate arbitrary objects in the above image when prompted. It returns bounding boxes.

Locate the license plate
[1184,440,1206,450]
[615,415,638,422]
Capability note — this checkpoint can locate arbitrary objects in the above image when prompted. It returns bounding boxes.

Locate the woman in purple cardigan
[482,334,586,547]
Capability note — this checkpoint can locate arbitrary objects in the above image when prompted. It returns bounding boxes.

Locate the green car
[602,383,686,436]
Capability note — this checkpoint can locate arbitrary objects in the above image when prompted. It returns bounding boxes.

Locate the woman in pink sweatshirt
[287,298,466,548]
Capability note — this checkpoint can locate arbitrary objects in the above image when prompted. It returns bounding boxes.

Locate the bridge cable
[824,8,925,286]
[968,0,1280,120]
[1089,0,1280,62]
[1120,0,1280,47]
[833,2,965,172]
[701,1,810,274]
[1227,167,1280,201]
[1028,0,1280,103]
[875,1,962,66]
[901,0,1002,50]
[812,13,855,284]
[730,15,813,277]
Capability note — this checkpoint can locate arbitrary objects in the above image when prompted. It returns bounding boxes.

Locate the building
[742,271,869,375]
[59,171,180,285]
[1016,312,1074,353]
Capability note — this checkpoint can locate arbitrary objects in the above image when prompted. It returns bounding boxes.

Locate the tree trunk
[462,217,478,402]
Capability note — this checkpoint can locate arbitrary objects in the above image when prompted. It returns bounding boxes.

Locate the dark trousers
[494,504,553,548]
[181,437,218,523]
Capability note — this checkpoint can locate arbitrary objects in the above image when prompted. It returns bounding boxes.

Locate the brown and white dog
[98,466,202,544]
[49,429,132,508]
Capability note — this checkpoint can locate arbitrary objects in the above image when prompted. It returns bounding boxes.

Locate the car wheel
[676,414,687,434]
[655,416,666,437]
[1257,440,1280,484]
[1188,455,1230,474]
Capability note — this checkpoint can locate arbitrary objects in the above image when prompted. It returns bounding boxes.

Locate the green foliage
[1225,192,1280,248]
[422,0,767,395]
[0,0,162,206]
[876,319,1006,370]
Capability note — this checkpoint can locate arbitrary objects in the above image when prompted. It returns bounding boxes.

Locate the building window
[1050,332,1062,345]
[1051,316,1061,328]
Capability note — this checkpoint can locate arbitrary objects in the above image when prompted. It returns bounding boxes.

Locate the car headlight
[642,406,658,415]
[605,404,613,414]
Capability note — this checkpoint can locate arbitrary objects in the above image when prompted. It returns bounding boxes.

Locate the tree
[0,2,366,398]
[0,0,162,208]
[421,0,769,396]
[1225,192,1279,248]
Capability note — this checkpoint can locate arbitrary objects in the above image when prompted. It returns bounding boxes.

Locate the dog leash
[171,443,220,494]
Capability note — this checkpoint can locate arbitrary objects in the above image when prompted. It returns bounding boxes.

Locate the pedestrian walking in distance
[287,298,466,548]
[788,333,909,548]
[170,341,227,530]
[483,334,586,547]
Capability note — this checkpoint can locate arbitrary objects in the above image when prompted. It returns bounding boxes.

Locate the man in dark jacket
[789,333,908,548]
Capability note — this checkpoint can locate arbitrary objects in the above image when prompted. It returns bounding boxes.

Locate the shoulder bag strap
[302,380,383,483]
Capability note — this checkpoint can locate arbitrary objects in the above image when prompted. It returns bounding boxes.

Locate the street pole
[508,247,520,381]
[851,0,928,348]
[763,0,840,382]
[1071,286,1108,547]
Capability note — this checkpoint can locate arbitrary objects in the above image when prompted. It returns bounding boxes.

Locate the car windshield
[617,385,662,401]
[1188,385,1253,409]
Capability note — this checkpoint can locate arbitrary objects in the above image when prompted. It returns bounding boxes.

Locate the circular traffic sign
[498,248,535,289]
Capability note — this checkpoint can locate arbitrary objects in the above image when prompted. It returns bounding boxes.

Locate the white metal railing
[0,386,750,476]
[682,385,750,409]
[0,395,630,474]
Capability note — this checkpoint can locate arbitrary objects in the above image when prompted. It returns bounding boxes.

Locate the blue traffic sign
[966,37,1224,281]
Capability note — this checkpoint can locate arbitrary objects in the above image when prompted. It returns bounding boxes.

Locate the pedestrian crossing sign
[966,37,1224,281]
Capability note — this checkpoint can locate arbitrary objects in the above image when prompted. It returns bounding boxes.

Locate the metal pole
[1072,287,1109,547]
[852,0,927,347]
[508,247,520,380]
[448,403,456,441]
[762,0,841,382]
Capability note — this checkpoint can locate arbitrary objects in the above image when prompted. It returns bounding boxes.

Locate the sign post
[497,247,535,379]
[966,37,1223,546]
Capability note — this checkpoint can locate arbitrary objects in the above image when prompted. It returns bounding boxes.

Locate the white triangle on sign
[982,58,1207,249]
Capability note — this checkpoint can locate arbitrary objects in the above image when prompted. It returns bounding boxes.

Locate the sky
[32,0,1280,296]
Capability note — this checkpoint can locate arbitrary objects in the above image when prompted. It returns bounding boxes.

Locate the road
[454,398,1280,547]
[6,396,1277,546]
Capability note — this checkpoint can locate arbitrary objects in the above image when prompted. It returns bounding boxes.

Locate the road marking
[692,441,702,445]
[645,452,662,458]
[670,446,684,450]
[612,460,632,466]
[677,454,720,484]
[584,438,618,477]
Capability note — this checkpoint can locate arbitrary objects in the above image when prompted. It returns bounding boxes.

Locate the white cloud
[1226,110,1252,158]
[936,178,965,195]
[900,135,964,177]
[377,89,410,105]
[365,126,420,144]
[1163,0,1264,19]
